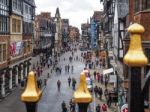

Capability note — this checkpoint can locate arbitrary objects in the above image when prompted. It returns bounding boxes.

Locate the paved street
[0,48,117,112]
[37,50,85,112]
[0,49,88,112]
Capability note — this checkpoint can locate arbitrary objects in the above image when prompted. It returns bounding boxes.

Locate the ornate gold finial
[73,72,92,103]
[21,71,42,102]
[123,23,148,66]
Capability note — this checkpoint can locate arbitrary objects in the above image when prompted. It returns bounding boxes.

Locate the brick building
[0,0,35,97]
[69,26,80,42]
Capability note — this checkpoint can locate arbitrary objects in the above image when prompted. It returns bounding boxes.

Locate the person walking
[71,65,74,73]
[96,104,101,112]
[101,103,107,112]
[94,85,98,98]
[69,99,76,112]
[72,78,76,90]
[68,64,70,73]
[97,72,100,83]
[57,80,61,92]
[94,71,96,81]
[61,101,67,112]
[59,66,62,74]
[68,76,71,87]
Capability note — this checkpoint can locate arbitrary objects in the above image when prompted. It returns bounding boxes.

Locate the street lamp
[123,23,148,112]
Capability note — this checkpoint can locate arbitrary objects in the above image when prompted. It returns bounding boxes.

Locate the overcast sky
[35,0,103,30]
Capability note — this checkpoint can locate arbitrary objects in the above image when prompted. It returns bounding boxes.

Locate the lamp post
[74,72,92,112]
[123,23,148,112]
[21,71,42,112]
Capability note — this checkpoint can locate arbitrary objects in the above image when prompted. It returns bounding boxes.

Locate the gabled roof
[24,0,36,7]
[55,7,60,18]
[117,0,128,18]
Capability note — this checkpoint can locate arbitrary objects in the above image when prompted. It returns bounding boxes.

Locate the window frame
[0,16,9,34]
[135,0,140,12]
[142,0,150,10]
[12,18,21,33]
[0,42,7,63]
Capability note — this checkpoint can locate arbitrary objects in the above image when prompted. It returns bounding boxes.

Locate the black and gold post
[73,72,92,112]
[123,23,148,112]
[21,71,42,112]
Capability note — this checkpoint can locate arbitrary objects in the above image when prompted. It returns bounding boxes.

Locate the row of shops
[0,58,31,97]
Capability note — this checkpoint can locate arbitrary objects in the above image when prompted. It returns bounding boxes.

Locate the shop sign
[103,68,114,75]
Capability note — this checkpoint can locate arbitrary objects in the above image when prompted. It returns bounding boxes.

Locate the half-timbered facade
[0,0,10,97]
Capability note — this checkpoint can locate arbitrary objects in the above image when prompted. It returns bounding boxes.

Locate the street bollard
[74,72,92,112]
[21,71,42,112]
[123,23,148,112]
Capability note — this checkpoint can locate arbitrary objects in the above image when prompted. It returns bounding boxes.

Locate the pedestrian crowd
[96,103,108,112]
[61,99,76,112]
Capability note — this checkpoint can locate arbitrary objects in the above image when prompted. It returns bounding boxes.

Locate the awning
[103,68,114,75]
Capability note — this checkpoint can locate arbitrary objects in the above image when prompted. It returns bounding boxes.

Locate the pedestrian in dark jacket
[96,104,101,112]
[98,87,103,100]
[68,76,71,87]
[61,101,67,112]
[94,71,96,81]
[72,78,76,90]
[94,85,98,97]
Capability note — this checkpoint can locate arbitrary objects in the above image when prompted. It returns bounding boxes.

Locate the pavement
[0,54,53,112]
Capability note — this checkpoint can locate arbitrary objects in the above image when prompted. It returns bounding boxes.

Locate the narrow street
[37,49,85,112]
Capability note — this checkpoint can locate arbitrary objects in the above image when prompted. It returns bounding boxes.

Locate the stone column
[21,66,23,81]
[25,66,27,77]
[2,74,5,96]
[16,67,18,85]
[9,70,12,90]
